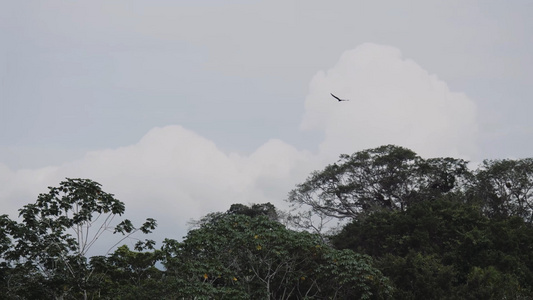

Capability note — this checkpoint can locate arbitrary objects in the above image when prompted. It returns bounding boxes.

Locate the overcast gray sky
[1,0,532,249]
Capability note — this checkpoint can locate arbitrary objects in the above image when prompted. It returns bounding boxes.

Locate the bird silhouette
[330,93,350,102]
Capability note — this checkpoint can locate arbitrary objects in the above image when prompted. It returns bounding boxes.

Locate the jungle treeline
[1,145,533,299]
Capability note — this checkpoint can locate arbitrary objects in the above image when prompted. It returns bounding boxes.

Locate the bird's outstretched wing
[330,93,349,102]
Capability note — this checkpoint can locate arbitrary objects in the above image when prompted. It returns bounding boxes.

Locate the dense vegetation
[1,145,533,299]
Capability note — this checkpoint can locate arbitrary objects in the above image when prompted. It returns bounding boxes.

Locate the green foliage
[90,245,165,299]
[227,202,279,220]
[0,178,157,299]
[472,158,533,223]
[288,145,469,222]
[189,202,280,229]
[163,212,392,299]
[332,199,533,299]
[287,145,533,298]
[377,252,457,300]
[456,266,523,300]
[4,146,533,299]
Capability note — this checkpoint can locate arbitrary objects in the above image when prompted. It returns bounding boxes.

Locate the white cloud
[0,125,315,248]
[0,43,480,253]
[0,163,61,218]
[301,43,478,160]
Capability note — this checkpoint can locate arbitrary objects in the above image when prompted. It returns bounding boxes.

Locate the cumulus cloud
[0,126,315,248]
[301,43,478,160]
[0,43,480,252]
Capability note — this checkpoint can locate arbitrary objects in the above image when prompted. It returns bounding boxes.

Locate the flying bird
[330,93,350,102]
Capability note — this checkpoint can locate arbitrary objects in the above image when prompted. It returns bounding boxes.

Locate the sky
[1,0,532,252]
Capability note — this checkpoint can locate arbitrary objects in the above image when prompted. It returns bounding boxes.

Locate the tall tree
[163,204,392,299]
[287,145,469,224]
[1,178,157,299]
[473,158,533,223]
[90,245,164,299]
[332,199,533,299]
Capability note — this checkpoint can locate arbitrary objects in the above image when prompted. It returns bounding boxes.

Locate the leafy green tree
[90,245,164,299]
[473,158,533,223]
[227,202,279,220]
[163,205,392,299]
[455,266,523,300]
[188,202,280,230]
[1,178,157,300]
[332,199,533,299]
[287,145,469,224]
[376,252,458,300]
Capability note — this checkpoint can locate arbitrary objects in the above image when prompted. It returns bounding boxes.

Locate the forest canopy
[1,145,533,299]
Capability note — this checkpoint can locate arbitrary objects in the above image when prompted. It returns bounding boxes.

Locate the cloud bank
[0,126,314,245]
[0,43,479,250]
[302,43,478,160]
